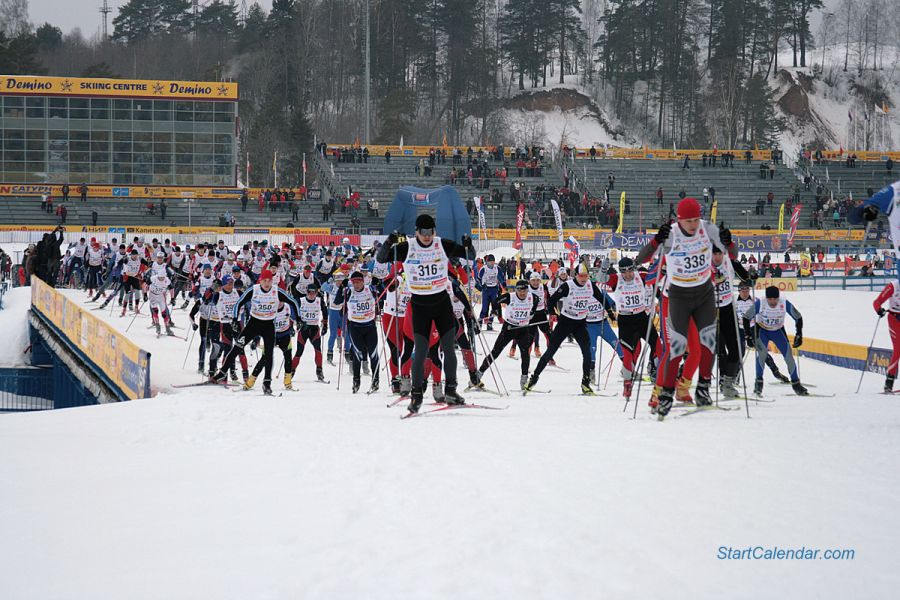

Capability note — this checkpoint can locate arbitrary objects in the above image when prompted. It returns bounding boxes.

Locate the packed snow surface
[0,287,898,599]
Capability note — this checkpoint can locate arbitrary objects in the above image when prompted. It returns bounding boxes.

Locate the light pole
[741,209,750,229]
[364,0,371,145]
[184,197,196,228]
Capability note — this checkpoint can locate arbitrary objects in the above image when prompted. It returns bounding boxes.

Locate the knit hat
[765,286,780,299]
[415,213,436,230]
[259,269,274,281]
[677,197,702,220]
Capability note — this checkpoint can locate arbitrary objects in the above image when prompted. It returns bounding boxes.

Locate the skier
[634,198,736,417]
[291,284,328,384]
[147,271,175,336]
[118,248,148,316]
[711,247,750,398]
[527,270,552,357]
[376,214,474,414]
[585,275,620,385]
[189,263,216,374]
[849,180,900,274]
[471,279,539,390]
[341,270,380,393]
[872,281,900,392]
[734,280,790,383]
[605,257,656,397]
[742,286,808,396]
[209,275,243,382]
[212,269,299,395]
[247,300,296,390]
[524,262,609,394]
[476,254,505,330]
[447,269,480,387]
[381,270,412,395]
[323,271,346,365]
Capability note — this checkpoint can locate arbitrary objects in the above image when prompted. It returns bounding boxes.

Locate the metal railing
[798,276,892,291]
[0,368,54,412]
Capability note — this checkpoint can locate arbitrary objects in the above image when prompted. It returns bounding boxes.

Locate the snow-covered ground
[0,288,898,599]
[0,287,33,367]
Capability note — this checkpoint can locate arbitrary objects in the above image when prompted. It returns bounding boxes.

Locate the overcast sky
[28,0,274,39]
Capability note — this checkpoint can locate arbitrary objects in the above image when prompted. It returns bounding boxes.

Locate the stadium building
[0,75,237,187]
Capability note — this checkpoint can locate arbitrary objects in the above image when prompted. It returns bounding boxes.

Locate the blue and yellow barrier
[772,335,888,373]
[31,279,151,400]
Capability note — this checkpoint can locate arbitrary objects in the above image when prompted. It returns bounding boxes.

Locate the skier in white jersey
[635,198,736,418]
[147,272,175,336]
[734,280,789,384]
[742,286,808,396]
[711,246,751,398]
[341,270,381,393]
[211,269,299,394]
[376,214,474,414]
[290,284,329,385]
[524,262,610,395]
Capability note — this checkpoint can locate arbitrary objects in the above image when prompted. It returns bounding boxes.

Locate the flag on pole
[513,203,525,250]
[710,199,718,223]
[273,150,278,187]
[399,135,404,151]
[442,132,448,147]
[883,102,890,114]
[246,154,251,184]
[778,202,785,233]
[787,204,803,247]
[616,192,626,233]
[302,153,307,187]
[474,196,488,240]
[874,104,885,115]
[564,236,580,269]
[551,199,564,243]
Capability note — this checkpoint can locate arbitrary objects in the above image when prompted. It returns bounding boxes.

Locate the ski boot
[773,369,790,383]
[407,388,424,414]
[352,377,361,394]
[520,373,528,390]
[120,305,127,317]
[791,381,809,396]
[675,376,693,404]
[885,375,896,394]
[230,368,238,382]
[647,360,657,380]
[250,339,258,352]
[432,382,445,403]
[648,385,662,414]
[165,324,175,337]
[443,383,465,406]
[241,369,250,384]
[469,370,485,389]
[400,376,412,396]
[284,372,294,390]
[180,299,190,310]
[486,322,494,332]
[656,387,675,420]
[154,322,161,335]
[197,361,205,375]
[262,381,273,396]
[391,376,401,395]
[694,377,712,406]
[244,375,257,390]
[589,363,597,385]
[720,375,739,399]
[327,352,335,366]
[368,372,380,393]
[523,374,539,393]
[316,367,326,382]
[623,378,633,399]
[581,375,595,396]
[753,378,764,396]
[533,346,542,358]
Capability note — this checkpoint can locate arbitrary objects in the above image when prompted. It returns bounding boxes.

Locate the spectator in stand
[516,158,525,177]
[57,203,67,224]
[608,173,615,190]
[46,195,53,214]
[681,155,690,169]
[656,187,663,206]
[759,162,767,179]
[147,201,156,216]
[832,209,840,228]
[589,145,596,162]
[241,189,249,212]
[745,150,752,164]
[384,149,391,163]
[292,199,300,221]
[61,183,69,201]
[79,183,88,202]
[40,192,48,212]
[767,191,774,207]
[257,191,265,212]
[91,209,98,226]
[160,198,167,221]
[768,161,775,179]
[887,158,894,174]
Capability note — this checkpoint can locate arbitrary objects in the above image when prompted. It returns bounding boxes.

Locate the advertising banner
[31,278,151,400]
[0,75,238,101]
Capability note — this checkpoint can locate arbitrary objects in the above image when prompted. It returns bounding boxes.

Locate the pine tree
[111,0,192,43]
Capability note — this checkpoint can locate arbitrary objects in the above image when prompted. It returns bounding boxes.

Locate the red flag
[787,204,802,246]
[302,155,307,173]
[513,203,525,250]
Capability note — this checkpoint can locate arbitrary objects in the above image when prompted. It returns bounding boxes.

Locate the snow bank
[0,287,33,367]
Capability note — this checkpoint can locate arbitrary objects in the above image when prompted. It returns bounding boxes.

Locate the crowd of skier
[47,194,837,419]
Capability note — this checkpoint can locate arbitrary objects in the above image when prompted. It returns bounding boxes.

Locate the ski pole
[855,314,883,393]
[475,330,507,396]
[125,304,141,332]
[182,325,196,370]
[731,299,751,418]
[627,244,664,417]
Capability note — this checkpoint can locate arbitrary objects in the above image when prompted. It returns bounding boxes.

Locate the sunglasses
[417,227,435,236]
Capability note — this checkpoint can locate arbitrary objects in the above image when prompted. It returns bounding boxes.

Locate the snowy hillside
[1,289,899,598]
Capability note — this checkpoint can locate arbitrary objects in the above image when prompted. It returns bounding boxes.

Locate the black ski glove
[862,205,880,221]
[719,227,733,246]
[792,333,803,348]
[321,322,328,337]
[386,230,400,245]
[461,234,474,250]
[654,223,671,244]
[877,307,887,317]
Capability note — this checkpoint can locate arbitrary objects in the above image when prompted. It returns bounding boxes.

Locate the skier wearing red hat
[211,268,299,395]
[635,197,736,419]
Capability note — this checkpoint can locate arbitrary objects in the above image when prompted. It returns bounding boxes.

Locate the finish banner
[31,278,151,400]
[0,75,238,101]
